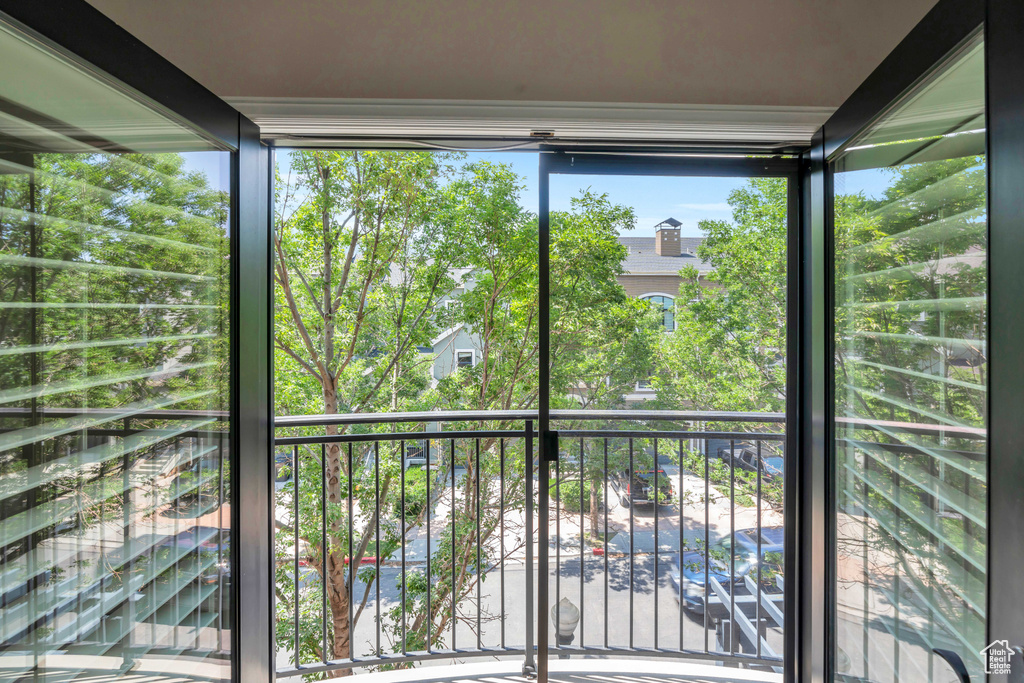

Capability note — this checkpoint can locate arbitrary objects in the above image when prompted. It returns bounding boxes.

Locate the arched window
[642,294,675,331]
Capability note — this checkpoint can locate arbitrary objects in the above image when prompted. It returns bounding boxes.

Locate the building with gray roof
[617,218,712,300]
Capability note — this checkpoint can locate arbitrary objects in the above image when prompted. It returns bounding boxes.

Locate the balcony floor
[344,658,782,683]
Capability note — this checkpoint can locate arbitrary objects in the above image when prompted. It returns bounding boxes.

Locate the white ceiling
[86,0,941,143]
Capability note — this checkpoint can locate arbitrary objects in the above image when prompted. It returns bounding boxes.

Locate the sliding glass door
[826,20,987,683]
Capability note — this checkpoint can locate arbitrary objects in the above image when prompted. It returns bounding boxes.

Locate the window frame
[639,292,677,332]
[455,348,477,369]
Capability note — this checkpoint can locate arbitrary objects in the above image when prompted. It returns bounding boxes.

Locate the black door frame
[538,151,802,682]
[984,0,1024,672]
[0,3,274,681]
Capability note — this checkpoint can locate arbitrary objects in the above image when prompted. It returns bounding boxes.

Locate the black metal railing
[272,410,785,679]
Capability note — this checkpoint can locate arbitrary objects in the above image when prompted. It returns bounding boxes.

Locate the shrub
[549,478,602,513]
[400,467,428,520]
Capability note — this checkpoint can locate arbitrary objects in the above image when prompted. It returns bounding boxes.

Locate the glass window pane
[831,34,986,683]
[0,18,232,681]
[641,295,676,332]
[546,171,789,665]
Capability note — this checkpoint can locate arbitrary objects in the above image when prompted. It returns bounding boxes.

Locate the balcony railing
[273,410,786,679]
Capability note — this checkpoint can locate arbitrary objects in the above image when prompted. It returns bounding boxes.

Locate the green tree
[273,149,466,672]
[429,180,658,538]
[653,177,787,413]
[648,178,794,513]
[274,155,656,675]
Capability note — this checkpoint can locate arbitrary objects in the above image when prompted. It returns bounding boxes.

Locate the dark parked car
[610,468,673,508]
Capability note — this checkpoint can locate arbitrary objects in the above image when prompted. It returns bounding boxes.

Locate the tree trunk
[322,377,354,676]
[326,549,353,677]
[323,379,344,505]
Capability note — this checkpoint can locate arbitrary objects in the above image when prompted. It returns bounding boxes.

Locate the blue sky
[180,151,231,193]
[459,152,896,237]
[467,152,745,238]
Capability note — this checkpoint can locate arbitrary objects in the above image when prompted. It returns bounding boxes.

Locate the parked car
[609,468,673,508]
[760,452,784,479]
[669,550,736,614]
[717,443,784,479]
[726,525,784,568]
[671,526,785,612]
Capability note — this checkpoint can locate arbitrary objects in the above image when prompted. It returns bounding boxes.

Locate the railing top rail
[552,409,785,423]
[557,429,786,441]
[274,409,785,428]
[274,409,536,427]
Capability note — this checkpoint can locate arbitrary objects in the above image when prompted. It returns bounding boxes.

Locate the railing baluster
[603,437,609,651]
[679,437,684,653]
[703,436,710,654]
[173,438,179,652]
[628,437,634,650]
[524,420,535,676]
[293,443,300,663]
[654,437,659,651]
[401,439,407,656]
[450,437,456,651]
[321,443,328,665]
[729,438,736,657]
[347,443,354,661]
[756,439,762,660]
[375,441,381,657]
[475,437,482,650]
[555,447,560,651]
[499,436,506,650]
[862,463,870,678]
[426,437,432,653]
[579,436,585,649]
[218,431,226,650]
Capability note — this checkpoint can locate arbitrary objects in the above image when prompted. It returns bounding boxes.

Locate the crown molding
[225,97,833,146]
